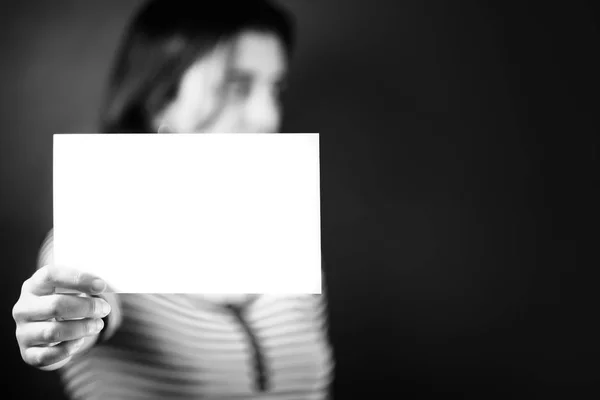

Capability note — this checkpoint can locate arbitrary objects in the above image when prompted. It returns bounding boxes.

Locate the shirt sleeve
[36,228,123,343]
[316,267,335,399]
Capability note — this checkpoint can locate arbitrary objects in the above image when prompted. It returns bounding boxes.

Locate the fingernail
[91,279,106,293]
[94,299,110,316]
[95,319,104,332]
[101,300,111,315]
[89,319,103,334]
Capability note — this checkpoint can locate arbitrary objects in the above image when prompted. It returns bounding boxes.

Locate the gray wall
[1,1,598,398]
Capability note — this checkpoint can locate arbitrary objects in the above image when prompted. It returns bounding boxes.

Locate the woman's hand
[12,264,111,370]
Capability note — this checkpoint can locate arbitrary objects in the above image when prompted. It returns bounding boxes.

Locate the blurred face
[155,30,288,134]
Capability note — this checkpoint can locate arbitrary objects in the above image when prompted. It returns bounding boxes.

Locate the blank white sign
[53,133,321,294]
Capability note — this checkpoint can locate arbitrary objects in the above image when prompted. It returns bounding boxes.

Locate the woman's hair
[99,0,295,133]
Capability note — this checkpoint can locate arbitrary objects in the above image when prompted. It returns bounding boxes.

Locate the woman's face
[155,30,288,134]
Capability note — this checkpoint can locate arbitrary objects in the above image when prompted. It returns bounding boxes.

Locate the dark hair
[99,0,295,133]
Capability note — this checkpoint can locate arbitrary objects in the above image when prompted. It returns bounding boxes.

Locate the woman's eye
[228,79,252,98]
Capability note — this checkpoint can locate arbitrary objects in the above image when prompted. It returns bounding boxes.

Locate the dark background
[1,0,598,398]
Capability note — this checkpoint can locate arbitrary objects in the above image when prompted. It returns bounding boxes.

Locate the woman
[12,1,334,399]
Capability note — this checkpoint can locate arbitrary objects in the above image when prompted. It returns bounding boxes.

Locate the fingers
[21,338,85,369]
[24,264,107,296]
[14,265,112,371]
[17,318,104,347]
[13,293,111,322]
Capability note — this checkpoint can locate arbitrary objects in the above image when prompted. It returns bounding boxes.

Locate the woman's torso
[59,293,333,400]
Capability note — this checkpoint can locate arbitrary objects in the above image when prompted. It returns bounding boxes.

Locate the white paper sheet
[53,133,321,294]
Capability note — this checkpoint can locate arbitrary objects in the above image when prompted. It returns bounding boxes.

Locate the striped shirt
[38,230,334,400]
